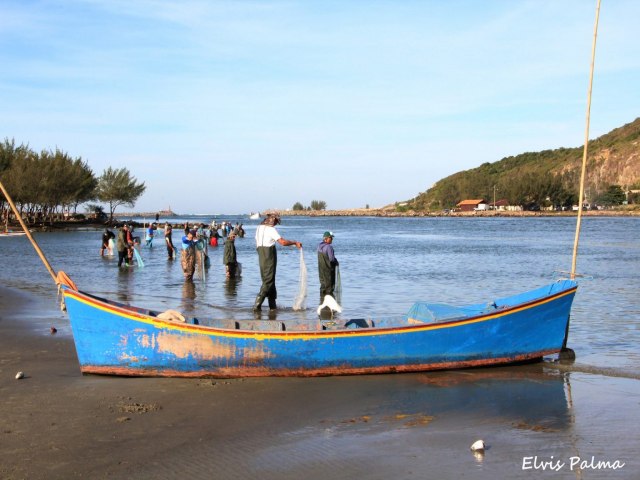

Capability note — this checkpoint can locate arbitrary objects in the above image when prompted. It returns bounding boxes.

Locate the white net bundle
[292,248,308,311]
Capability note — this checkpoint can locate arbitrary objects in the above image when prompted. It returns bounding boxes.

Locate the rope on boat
[571,0,601,280]
[553,270,593,281]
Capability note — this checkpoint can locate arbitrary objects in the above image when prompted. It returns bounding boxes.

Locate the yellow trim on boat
[64,286,576,342]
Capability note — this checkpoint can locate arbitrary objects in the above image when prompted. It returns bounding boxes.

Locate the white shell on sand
[470,439,485,451]
[15,371,24,380]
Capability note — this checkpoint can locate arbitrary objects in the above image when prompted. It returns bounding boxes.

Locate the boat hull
[62,281,577,377]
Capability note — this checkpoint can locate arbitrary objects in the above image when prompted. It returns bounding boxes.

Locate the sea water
[1,215,638,373]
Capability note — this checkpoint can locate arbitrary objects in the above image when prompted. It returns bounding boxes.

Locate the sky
[1,0,639,214]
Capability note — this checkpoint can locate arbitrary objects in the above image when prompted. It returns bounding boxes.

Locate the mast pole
[571,0,601,279]
[562,0,602,356]
[0,180,59,284]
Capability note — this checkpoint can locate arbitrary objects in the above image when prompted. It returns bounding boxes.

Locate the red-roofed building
[456,199,486,212]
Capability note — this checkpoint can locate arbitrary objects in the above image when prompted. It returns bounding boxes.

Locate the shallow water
[1,215,638,372]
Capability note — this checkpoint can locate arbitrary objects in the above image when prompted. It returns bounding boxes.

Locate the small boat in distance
[0,231,27,237]
[249,212,260,220]
[3,212,26,236]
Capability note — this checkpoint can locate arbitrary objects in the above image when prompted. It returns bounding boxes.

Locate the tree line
[408,165,633,212]
[292,200,327,211]
[0,138,146,225]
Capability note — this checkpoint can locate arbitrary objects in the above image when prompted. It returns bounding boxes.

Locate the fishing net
[133,246,145,268]
[292,248,308,311]
[195,242,207,282]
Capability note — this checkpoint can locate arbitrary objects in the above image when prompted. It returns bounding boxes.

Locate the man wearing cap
[254,213,302,311]
[317,231,339,303]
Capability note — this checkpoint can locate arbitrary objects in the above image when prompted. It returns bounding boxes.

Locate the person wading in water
[253,213,302,311]
[317,231,339,304]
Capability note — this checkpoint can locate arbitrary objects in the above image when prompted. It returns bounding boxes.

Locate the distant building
[489,199,510,211]
[456,199,486,212]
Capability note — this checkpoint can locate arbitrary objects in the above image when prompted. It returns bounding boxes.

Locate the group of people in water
[100,213,340,314]
[101,220,245,278]
[175,222,242,282]
[100,224,148,268]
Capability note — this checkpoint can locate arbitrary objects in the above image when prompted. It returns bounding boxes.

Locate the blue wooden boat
[60,279,578,377]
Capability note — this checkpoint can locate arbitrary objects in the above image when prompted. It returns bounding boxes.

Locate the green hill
[403,117,640,211]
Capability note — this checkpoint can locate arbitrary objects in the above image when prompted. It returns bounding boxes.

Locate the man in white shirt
[254,213,302,311]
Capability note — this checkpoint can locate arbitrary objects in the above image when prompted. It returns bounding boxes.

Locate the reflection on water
[1,216,639,372]
[244,365,575,478]
[116,267,133,303]
[224,276,241,298]
[384,367,572,431]
[180,281,197,316]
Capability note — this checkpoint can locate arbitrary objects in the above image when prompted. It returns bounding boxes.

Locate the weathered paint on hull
[63,281,577,378]
[80,351,556,378]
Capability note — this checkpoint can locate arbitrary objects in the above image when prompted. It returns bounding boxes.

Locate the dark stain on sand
[333,412,435,429]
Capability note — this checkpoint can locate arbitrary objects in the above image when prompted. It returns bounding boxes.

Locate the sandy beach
[1,285,639,480]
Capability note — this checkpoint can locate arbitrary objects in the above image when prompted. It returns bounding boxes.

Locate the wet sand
[1,286,639,479]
